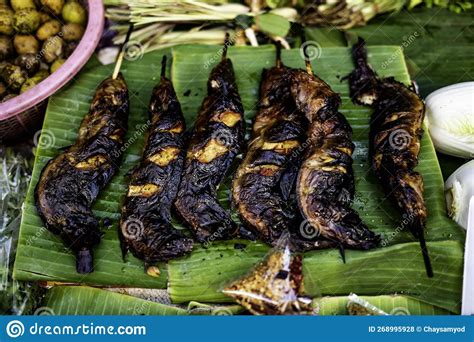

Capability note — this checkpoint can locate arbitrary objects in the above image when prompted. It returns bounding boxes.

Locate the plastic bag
[347,293,388,316]
[223,235,316,315]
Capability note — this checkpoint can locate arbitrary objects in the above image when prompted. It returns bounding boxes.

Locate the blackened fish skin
[349,38,432,277]
[349,38,427,243]
[120,71,193,267]
[292,69,379,250]
[175,57,245,243]
[371,80,427,230]
[233,66,305,245]
[35,74,129,274]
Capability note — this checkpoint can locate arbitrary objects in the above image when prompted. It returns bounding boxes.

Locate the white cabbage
[425,82,474,159]
[445,160,474,230]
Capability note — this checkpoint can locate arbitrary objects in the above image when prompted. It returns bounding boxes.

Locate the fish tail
[351,38,370,68]
[348,37,379,105]
[76,249,93,274]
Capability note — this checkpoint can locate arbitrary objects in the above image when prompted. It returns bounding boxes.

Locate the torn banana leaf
[43,286,187,315]
[42,286,244,315]
[316,295,451,315]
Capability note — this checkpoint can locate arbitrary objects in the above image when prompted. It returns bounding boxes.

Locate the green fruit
[13,9,41,34]
[0,63,27,91]
[50,57,64,73]
[62,1,86,25]
[20,69,49,93]
[10,0,36,11]
[13,34,39,54]
[40,0,64,16]
[38,11,52,24]
[0,5,14,35]
[0,34,13,59]
[61,22,84,41]
[36,19,61,40]
[42,35,63,63]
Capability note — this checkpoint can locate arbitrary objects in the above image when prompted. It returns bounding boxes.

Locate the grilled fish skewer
[232,44,306,245]
[232,45,335,250]
[292,43,379,251]
[35,26,133,274]
[175,34,245,243]
[120,56,193,270]
[348,38,432,277]
[35,77,128,274]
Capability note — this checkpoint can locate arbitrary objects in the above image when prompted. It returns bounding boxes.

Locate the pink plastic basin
[0,0,104,143]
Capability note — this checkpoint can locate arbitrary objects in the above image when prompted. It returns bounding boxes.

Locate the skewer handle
[112,24,134,80]
[161,55,167,78]
[222,32,230,60]
[300,30,314,74]
[275,40,282,69]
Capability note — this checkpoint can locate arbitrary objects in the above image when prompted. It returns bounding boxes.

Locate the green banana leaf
[346,7,473,180]
[307,7,473,180]
[13,45,464,313]
[42,286,244,315]
[43,286,447,316]
[167,239,463,313]
[13,53,173,289]
[316,295,451,315]
[348,8,473,98]
[43,286,187,315]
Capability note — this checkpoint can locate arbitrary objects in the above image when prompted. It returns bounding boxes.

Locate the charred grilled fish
[174,36,245,243]
[349,38,432,277]
[292,54,379,253]
[120,56,193,270]
[232,48,306,245]
[35,74,129,274]
[233,46,336,250]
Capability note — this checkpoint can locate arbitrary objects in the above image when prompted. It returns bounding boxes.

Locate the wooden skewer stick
[112,24,134,80]
[161,55,167,79]
[222,32,230,60]
[275,40,282,69]
[300,33,314,75]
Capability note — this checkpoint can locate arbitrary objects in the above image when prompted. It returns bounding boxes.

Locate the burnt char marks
[233,65,308,247]
[35,74,129,273]
[292,69,379,250]
[175,57,245,243]
[120,70,192,267]
[349,38,432,277]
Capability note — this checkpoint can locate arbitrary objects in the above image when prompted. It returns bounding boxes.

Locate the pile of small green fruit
[0,0,86,101]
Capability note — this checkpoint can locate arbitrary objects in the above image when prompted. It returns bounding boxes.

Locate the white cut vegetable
[425,82,474,159]
[445,160,474,230]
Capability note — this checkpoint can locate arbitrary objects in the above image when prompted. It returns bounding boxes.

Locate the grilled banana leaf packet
[35,74,129,274]
[223,234,317,315]
[120,56,193,273]
[348,38,433,277]
[175,35,245,243]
